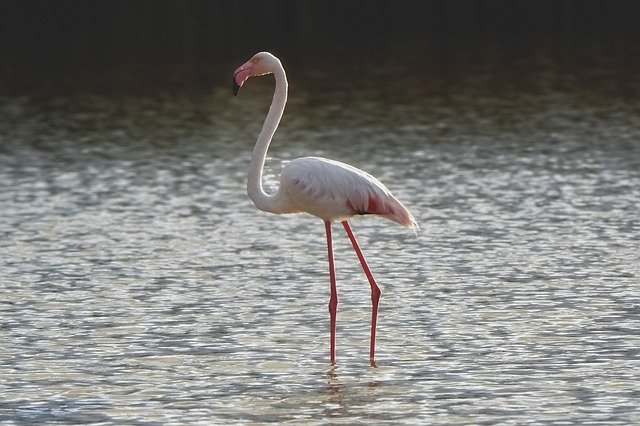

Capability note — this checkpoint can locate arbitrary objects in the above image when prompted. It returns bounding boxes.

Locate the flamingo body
[233,52,416,367]
[279,156,417,227]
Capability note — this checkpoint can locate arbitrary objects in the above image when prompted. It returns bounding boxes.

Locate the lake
[1,44,639,423]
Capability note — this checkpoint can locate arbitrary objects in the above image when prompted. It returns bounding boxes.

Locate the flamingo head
[233,52,280,96]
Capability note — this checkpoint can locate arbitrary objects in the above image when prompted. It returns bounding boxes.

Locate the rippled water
[1,52,640,423]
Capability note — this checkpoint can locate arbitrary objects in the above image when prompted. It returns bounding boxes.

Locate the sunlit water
[1,54,640,423]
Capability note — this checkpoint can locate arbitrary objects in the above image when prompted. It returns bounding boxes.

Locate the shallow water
[1,51,640,423]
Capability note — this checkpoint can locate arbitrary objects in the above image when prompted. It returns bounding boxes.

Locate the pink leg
[325,220,338,366]
[342,221,381,367]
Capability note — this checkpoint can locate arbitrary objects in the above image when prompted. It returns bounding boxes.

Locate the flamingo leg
[342,221,380,367]
[325,220,338,366]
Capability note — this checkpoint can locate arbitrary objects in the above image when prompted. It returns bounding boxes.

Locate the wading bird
[233,52,417,367]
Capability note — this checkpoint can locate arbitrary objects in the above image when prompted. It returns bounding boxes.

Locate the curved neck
[247,63,288,213]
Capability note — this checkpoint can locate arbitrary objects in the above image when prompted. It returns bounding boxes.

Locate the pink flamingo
[233,52,417,367]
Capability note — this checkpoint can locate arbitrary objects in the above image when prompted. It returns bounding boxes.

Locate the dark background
[1,0,639,93]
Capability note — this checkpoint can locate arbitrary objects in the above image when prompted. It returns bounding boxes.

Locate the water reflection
[1,48,639,423]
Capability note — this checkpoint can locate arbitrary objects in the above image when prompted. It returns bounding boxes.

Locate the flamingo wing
[279,156,417,228]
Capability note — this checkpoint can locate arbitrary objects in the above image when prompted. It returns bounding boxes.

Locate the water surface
[1,49,639,423]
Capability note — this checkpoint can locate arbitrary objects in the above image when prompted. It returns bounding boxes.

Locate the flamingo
[233,52,417,367]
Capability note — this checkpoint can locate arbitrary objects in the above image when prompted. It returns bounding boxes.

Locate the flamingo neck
[246,63,289,214]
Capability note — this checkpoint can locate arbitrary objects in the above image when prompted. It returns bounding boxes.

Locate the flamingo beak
[233,63,253,96]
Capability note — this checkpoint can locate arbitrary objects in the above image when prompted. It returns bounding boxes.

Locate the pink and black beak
[233,62,253,96]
